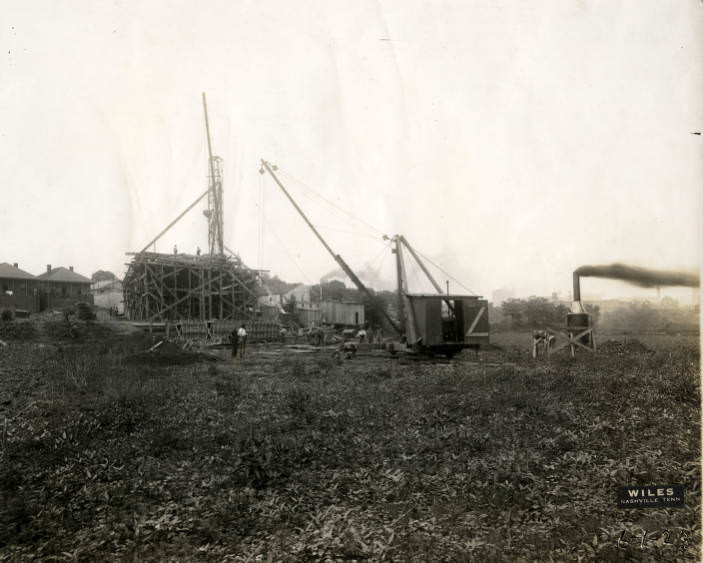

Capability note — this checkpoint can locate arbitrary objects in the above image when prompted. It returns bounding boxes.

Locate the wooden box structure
[404,294,489,354]
[544,313,596,357]
[123,252,259,322]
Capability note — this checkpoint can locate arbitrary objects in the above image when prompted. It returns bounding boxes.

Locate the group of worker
[229,324,248,361]
[227,323,384,362]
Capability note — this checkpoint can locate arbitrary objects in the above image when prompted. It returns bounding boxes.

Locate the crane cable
[276,167,385,238]
[413,247,478,296]
[259,200,316,285]
[263,165,479,295]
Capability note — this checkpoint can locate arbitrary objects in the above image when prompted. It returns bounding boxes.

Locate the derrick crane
[259,159,490,356]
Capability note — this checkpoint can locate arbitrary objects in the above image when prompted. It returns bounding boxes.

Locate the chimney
[69,266,74,272]
[572,272,580,302]
[571,272,585,313]
[47,264,52,273]
[13,263,18,269]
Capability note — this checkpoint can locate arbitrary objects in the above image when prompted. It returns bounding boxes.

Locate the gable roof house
[37,265,93,309]
[0,262,40,313]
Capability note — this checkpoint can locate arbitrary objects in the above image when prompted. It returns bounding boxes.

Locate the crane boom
[260,159,402,334]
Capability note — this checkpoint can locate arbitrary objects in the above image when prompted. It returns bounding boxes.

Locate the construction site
[1,94,700,560]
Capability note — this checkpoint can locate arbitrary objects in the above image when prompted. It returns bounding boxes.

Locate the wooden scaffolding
[123,252,259,322]
[122,94,264,323]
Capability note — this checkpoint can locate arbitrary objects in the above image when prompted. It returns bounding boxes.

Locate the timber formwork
[123,252,259,322]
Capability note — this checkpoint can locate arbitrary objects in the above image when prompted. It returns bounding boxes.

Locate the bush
[75,302,96,321]
[1,309,13,322]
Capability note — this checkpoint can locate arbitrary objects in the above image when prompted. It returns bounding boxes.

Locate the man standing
[237,324,248,359]
[230,327,239,361]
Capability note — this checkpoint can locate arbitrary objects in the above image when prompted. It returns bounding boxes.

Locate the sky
[1,1,701,303]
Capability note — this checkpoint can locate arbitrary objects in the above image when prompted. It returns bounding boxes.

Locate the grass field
[0,322,700,561]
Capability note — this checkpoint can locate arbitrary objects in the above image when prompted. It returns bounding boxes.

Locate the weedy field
[0,321,699,561]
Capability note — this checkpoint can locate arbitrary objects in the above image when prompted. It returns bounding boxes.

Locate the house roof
[91,279,123,290]
[37,267,91,284]
[0,262,37,280]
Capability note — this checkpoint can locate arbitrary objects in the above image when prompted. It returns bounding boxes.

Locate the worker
[237,324,248,359]
[279,326,287,343]
[229,327,239,361]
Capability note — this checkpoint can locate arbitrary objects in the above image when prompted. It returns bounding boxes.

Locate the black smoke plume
[574,263,699,288]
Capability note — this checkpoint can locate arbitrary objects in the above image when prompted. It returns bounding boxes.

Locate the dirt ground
[0,320,700,561]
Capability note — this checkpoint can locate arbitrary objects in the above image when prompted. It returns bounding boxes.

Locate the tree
[91,270,117,283]
[501,298,526,327]
[261,275,299,296]
[360,290,390,330]
[499,297,570,329]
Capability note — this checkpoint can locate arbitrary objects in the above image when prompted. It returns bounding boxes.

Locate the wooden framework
[544,326,596,357]
[123,252,259,322]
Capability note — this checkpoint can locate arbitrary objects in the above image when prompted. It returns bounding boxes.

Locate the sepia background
[1,0,700,302]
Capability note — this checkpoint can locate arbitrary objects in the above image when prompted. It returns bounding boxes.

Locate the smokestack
[571,272,585,313]
[13,263,18,269]
[572,272,581,302]
[47,264,51,273]
[69,266,74,272]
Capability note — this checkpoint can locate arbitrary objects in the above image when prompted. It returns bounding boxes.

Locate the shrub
[1,309,13,322]
[75,302,96,321]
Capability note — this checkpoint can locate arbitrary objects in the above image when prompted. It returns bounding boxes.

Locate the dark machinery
[259,160,490,357]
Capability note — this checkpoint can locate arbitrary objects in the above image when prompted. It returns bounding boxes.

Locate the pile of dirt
[598,338,653,355]
[0,321,37,341]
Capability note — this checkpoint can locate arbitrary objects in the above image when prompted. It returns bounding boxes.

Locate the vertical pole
[394,236,405,333]
[231,271,235,320]
[200,267,205,319]
[174,264,178,319]
[208,267,213,320]
[202,93,223,255]
[219,271,224,320]
[160,263,164,319]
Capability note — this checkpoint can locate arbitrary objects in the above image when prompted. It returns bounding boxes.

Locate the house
[320,300,365,327]
[0,262,40,313]
[296,305,322,328]
[37,265,93,310]
[91,279,124,314]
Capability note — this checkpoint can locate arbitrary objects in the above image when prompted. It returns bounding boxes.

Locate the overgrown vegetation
[0,326,699,560]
